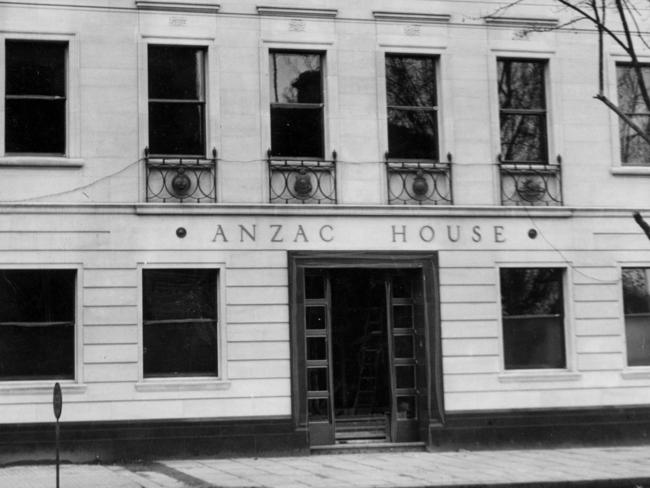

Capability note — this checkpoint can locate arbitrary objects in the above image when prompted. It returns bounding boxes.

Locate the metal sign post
[53,382,62,488]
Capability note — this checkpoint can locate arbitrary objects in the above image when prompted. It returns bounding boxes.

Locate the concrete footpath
[3,446,650,488]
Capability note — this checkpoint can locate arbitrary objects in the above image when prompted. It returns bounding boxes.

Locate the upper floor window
[498,59,548,164]
[500,268,565,370]
[143,268,218,377]
[0,269,75,380]
[148,45,206,156]
[616,64,650,165]
[622,268,650,366]
[269,51,324,158]
[5,40,67,154]
[385,54,438,160]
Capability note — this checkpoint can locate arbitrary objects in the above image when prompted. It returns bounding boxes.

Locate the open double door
[290,253,443,447]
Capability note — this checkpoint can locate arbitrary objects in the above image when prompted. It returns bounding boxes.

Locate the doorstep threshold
[311,441,425,453]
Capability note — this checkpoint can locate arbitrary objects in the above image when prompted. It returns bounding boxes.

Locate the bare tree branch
[595,93,650,145]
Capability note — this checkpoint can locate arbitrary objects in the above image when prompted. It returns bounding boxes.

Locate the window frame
[614,61,650,167]
[268,49,326,159]
[0,33,82,166]
[137,262,227,387]
[0,264,82,387]
[496,57,550,165]
[497,265,571,374]
[621,266,650,368]
[384,52,440,161]
[146,43,208,158]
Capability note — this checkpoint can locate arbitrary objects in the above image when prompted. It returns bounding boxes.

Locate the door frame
[288,251,445,446]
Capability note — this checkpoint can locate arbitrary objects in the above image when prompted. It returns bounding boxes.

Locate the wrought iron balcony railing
[499,155,563,206]
[386,154,453,205]
[145,147,217,203]
[268,150,337,204]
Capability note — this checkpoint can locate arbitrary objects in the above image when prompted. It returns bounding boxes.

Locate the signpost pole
[53,382,62,488]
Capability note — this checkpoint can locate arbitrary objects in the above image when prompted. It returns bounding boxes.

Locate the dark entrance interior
[330,269,392,443]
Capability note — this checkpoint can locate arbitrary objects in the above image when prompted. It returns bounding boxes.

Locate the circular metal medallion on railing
[516,176,546,203]
[293,169,313,199]
[411,170,429,198]
[171,168,192,196]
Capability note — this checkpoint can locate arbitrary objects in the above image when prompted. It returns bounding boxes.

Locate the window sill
[0,156,84,168]
[0,381,87,395]
[135,379,231,392]
[621,368,650,380]
[611,166,650,176]
[498,371,581,383]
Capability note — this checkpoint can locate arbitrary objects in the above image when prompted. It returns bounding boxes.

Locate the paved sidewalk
[3,446,650,488]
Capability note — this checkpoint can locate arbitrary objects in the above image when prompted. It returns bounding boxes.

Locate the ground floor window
[143,268,218,377]
[500,267,565,369]
[0,269,75,380]
[622,268,650,366]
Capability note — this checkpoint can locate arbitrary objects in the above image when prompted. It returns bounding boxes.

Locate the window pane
[6,40,66,96]
[0,270,75,323]
[306,306,326,330]
[307,337,327,361]
[386,55,436,107]
[395,365,415,389]
[148,46,204,100]
[617,64,650,114]
[625,315,650,366]
[308,398,329,421]
[143,269,216,321]
[307,367,328,391]
[394,335,414,359]
[5,99,65,153]
[500,113,547,163]
[270,53,322,103]
[622,268,650,314]
[392,275,412,299]
[387,108,437,159]
[619,115,650,165]
[270,106,324,158]
[148,102,204,155]
[500,268,563,316]
[305,273,325,299]
[0,270,75,380]
[498,60,546,110]
[144,320,217,376]
[393,306,413,329]
[143,269,217,377]
[396,396,416,419]
[503,316,565,369]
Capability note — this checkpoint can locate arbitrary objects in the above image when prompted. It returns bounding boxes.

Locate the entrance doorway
[289,252,443,447]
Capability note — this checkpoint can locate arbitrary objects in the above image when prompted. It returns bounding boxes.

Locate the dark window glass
[269,52,324,158]
[0,270,75,380]
[617,64,650,164]
[498,59,547,163]
[143,269,217,377]
[385,55,437,159]
[5,40,66,154]
[148,45,205,156]
[622,268,650,366]
[500,268,565,369]
[305,273,325,299]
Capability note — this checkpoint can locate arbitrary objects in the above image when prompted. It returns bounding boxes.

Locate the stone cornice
[484,16,559,29]
[135,1,220,14]
[256,6,338,19]
[373,11,451,24]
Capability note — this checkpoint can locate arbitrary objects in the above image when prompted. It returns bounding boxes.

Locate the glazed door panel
[304,270,335,446]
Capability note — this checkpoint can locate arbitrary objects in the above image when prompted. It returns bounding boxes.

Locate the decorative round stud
[412,170,429,198]
[171,168,191,196]
[293,169,313,198]
[528,228,538,239]
[176,227,187,238]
